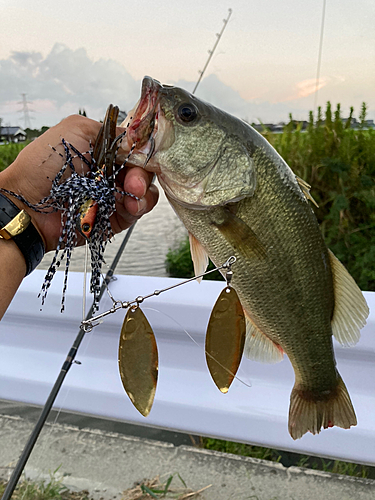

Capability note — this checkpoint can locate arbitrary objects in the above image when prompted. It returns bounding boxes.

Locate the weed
[122,474,209,499]
[199,438,374,479]
[0,472,72,500]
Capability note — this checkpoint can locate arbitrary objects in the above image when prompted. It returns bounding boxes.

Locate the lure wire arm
[80,256,237,331]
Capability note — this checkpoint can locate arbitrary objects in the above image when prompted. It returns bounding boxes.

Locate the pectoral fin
[189,232,209,283]
[244,311,284,363]
[212,207,267,260]
[329,250,369,346]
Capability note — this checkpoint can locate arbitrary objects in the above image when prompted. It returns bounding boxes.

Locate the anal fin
[244,311,284,364]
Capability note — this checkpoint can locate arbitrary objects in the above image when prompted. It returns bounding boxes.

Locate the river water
[38,180,188,277]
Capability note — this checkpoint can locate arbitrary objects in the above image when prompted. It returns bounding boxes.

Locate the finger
[122,166,155,199]
[111,198,139,233]
[110,184,159,234]
[59,115,102,145]
[124,183,159,217]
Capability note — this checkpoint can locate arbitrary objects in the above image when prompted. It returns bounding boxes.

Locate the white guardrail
[1,269,374,465]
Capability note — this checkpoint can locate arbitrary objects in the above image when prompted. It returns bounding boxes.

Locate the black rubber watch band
[0,193,45,276]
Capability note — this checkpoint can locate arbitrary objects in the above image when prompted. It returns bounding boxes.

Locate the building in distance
[0,126,27,143]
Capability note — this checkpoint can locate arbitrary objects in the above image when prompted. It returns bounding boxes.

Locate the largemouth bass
[121,77,369,439]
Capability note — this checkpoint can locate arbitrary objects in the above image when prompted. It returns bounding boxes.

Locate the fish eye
[177,103,198,123]
[82,223,91,233]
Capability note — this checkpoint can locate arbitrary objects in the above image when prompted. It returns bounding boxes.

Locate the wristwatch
[0,192,45,275]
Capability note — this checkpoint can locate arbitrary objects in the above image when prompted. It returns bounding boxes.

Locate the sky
[0,0,374,129]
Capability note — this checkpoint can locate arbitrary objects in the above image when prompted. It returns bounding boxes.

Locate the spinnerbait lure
[1,105,137,312]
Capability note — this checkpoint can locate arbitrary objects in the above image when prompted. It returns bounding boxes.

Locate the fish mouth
[123,77,161,163]
[120,77,176,173]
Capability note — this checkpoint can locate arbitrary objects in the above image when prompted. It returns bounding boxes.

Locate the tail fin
[288,375,357,440]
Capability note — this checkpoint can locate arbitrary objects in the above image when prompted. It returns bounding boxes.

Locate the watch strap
[0,192,45,275]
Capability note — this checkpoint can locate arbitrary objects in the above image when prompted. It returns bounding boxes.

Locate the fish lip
[127,77,161,148]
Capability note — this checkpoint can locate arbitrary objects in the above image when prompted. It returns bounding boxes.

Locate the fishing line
[313,0,327,114]
[31,383,72,472]
[143,306,252,390]
[101,272,117,304]
[82,241,89,321]
[32,240,94,472]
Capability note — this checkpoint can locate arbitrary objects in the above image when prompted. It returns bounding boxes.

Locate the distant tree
[345,107,354,129]
[78,108,87,117]
[40,126,49,134]
[25,128,41,140]
[359,102,367,128]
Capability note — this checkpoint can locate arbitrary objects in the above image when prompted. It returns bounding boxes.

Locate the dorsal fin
[189,232,209,283]
[328,250,369,346]
[296,176,319,208]
[244,311,284,363]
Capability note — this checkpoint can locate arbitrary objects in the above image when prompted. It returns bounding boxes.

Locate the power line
[193,8,232,95]
[313,0,327,114]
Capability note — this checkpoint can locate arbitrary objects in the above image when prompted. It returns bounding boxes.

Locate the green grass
[199,436,373,479]
[0,472,89,500]
[264,103,375,291]
[0,142,28,171]
[201,437,281,462]
[295,455,370,478]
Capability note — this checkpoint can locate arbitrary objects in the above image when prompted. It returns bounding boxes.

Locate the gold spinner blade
[118,306,158,416]
[205,287,246,393]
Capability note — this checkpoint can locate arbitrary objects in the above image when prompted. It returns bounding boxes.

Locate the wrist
[0,163,49,246]
[0,192,45,275]
[0,236,26,320]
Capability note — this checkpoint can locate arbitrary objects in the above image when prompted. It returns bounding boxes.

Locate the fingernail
[136,197,147,215]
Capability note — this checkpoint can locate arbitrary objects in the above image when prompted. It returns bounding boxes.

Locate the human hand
[0,115,159,252]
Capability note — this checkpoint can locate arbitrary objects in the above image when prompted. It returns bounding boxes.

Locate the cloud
[295,77,329,98]
[3,44,363,128]
[0,44,140,127]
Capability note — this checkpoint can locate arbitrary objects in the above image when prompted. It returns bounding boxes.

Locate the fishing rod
[1,223,136,500]
[193,8,232,94]
[313,0,327,114]
[3,9,234,495]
